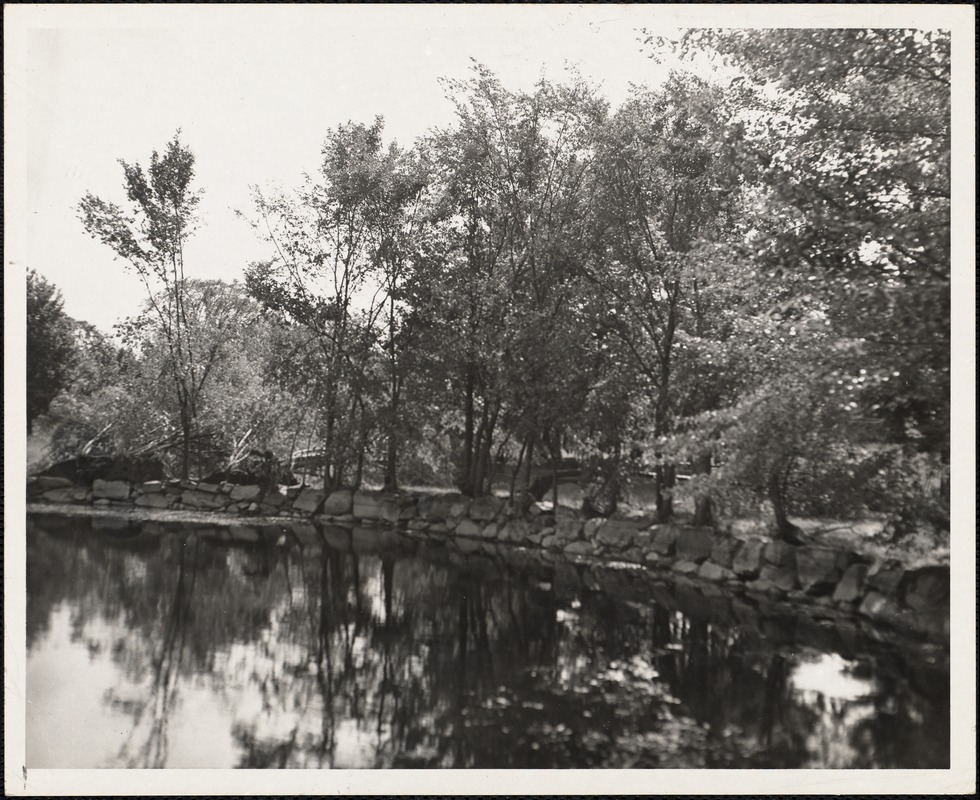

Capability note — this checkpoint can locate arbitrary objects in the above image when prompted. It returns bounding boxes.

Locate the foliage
[79,132,208,477]
[26,270,77,432]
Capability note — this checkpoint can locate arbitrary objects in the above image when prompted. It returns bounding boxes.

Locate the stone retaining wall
[28,475,950,640]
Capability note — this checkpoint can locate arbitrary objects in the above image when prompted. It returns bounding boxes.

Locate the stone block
[294,487,326,515]
[676,526,715,563]
[197,482,221,494]
[763,540,797,568]
[499,518,533,543]
[698,561,735,582]
[649,525,679,556]
[141,480,165,494]
[135,493,171,509]
[732,539,765,578]
[42,488,76,504]
[469,495,504,521]
[758,563,797,592]
[230,484,262,502]
[38,476,73,490]
[93,498,111,506]
[859,590,900,620]
[865,559,906,596]
[555,482,585,508]
[72,486,91,502]
[672,560,701,576]
[454,518,484,538]
[564,540,595,557]
[709,536,740,569]
[832,563,869,604]
[597,518,641,549]
[418,493,466,520]
[796,547,844,593]
[322,489,354,516]
[381,496,417,524]
[262,490,287,509]
[181,490,226,510]
[93,479,131,500]
[900,566,949,615]
[555,507,583,541]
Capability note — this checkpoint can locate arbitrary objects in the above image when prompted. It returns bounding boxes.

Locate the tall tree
[79,132,205,478]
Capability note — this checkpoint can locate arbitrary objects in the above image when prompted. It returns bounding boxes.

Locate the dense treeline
[29,30,950,541]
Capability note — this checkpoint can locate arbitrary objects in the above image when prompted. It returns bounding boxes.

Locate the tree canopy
[53,33,952,542]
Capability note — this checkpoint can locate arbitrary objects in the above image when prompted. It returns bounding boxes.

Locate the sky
[8,4,969,335]
[8,5,694,333]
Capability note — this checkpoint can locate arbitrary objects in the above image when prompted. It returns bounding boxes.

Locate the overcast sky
[8,5,682,332]
[5,4,972,334]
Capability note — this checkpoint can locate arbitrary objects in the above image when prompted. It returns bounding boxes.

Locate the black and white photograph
[4,4,975,795]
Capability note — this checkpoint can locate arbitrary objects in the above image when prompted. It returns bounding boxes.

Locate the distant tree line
[28,29,950,540]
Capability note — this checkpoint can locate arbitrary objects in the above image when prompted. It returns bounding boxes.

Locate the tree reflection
[26,515,949,769]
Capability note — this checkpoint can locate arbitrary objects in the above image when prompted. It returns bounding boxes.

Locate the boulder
[469,495,504,522]
[454,518,484,538]
[293,487,326,515]
[41,488,75,504]
[555,507,583,541]
[763,540,797,568]
[859,590,901,621]
[555,483,585,508]
[135,493,171,509]
[675,526,715,563]
[672,560,701,576]
[92,479,131,501]
[564,540,595,557]
[498,518,534,543]
[322,489,354,516]
[865,559,906,596]
[230,484,262,503]
[596,518,642,549]
[833,563,869,604]
[698,561,734,582]
[262,491,287,509]
[796,547,845,593]
[418,493,470,521]
[37,476,73,490]
[196,482,222,494]
[709,536,740,569]
[181,490,226,510]
[758,563,798,592]
[649,526,679,557]
[900,566,950,615]
[352,490,386,520]
[381,495,417,524]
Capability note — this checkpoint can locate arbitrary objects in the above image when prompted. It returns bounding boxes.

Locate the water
[25,512,949,769]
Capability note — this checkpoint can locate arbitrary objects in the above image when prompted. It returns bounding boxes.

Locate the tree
[79,132,205,478]
[26,270,77,433]
[587,75,746,521]
[421,65,608,498]
[647,29,951,537]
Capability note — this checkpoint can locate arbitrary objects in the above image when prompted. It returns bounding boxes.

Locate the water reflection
[26,514,949,769]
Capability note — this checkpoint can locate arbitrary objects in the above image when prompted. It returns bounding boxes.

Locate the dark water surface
[26,512,949,769]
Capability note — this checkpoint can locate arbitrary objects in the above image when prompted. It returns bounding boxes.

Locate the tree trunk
[459,370,475,493]
[179,410,192,480]
[692,451,714,526]
[768,462,800,541]
[509,434,529,506]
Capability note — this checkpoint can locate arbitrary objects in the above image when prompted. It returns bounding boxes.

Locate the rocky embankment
[28,475,950,641]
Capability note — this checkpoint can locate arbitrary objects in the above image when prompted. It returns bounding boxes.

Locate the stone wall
[27,475,949,641]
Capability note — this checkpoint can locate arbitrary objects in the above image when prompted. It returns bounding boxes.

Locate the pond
[25,512,949,769]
